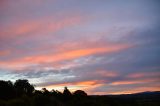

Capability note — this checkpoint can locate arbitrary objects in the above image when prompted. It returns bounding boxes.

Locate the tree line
[0,79,87,100]
[0,79,159,106]
[0,79,88,106]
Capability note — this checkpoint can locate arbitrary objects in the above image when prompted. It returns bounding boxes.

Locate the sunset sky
[0,0,160,95]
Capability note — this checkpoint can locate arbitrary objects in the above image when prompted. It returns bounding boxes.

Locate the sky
[0,0,160,95]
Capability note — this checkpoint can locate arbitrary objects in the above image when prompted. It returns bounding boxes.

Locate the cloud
[110,79,159,86]
[0,50,10,56]
[127,71,160,79]
[0,44,130,71]
[0,15,83,44]
[36,80,103,92]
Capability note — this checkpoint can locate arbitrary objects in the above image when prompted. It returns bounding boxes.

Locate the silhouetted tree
[0,80,14,99]
[62,87,72,101]
[42,88,50,96]
[63,86,72,96]
[73,90,87,97]
[51,89,58,96]
[14,79,34,97]
[34,90,43,95]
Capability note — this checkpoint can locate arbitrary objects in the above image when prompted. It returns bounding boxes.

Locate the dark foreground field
[0,91,160,106]
[0,79,160,106]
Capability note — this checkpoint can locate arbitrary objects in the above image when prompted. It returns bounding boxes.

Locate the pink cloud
[0,50,10,56]
[127,71,160,78]
[0,44,130,71]
[1,15,83,39]
[110,78,159,86]
[37,80,104,92]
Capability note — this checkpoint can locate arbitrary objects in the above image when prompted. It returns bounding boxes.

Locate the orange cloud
[83,81,160,95]
[110,79,158,85]
[127,71,160,78]
[0,50,10,56]
[1,15,83,39]
[75,80,100,86]
[19,44,130,64]
[0,44,130,70]
[110,86,160,95]
[36,80,103,92]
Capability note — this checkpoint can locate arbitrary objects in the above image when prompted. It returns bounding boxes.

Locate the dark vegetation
[0,79,160,106]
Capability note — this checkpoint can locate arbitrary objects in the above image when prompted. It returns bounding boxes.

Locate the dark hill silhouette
[0,79,160,106]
